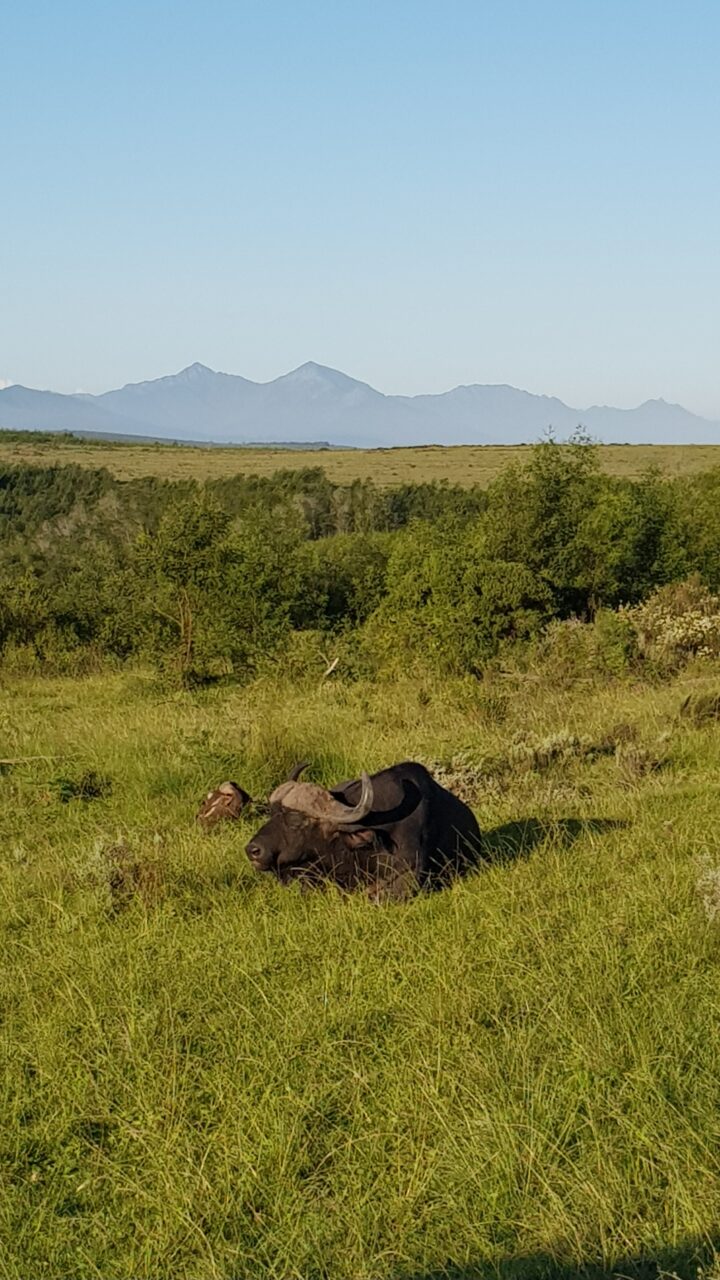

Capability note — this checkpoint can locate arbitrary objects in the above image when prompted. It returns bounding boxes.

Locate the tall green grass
[1,670,720,1278]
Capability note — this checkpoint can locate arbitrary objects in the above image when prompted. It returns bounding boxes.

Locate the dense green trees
[2,440,720,682]
[675,468,720,589]
[480,434,685,616]
[365,516,552,675]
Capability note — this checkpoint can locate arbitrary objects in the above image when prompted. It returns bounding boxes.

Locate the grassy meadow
[3,435,720,486]
[2,667,720,1278]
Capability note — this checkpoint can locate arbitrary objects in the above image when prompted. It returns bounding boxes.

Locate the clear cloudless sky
[2,0,719,416]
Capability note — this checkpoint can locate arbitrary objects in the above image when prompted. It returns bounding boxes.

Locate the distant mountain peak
[281,361,356,382]
[113,362,218,394]
[172,362,216,380]
[1,363,718,446]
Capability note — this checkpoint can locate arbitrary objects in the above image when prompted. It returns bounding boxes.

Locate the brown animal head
[245,763,377,886]
[197,780,252,831]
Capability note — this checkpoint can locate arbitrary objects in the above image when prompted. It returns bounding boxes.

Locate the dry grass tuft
[696,853,720,923]
[105,840,164,913]
[615,740,668,786]
[679,689,720,725]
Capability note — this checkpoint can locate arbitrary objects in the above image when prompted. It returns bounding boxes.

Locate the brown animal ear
[196,781,251,830]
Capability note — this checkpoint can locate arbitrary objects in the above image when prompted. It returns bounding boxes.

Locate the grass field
[2,667,720,1278]
[3,436,720,487]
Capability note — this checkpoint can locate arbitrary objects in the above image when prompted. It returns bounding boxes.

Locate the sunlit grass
[1,669,720,1278]
[2,439,720,488]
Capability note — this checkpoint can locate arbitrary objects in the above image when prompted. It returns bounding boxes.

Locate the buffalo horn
[325,771,374,825]
[287,761,309,782]
[268,770,375,824]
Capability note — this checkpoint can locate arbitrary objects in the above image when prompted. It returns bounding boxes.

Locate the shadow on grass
[482,816,628,865]
[397,1237,719,1280]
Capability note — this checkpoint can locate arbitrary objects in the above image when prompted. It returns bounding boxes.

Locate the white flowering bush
[625,577,720,664]
[423,751,505,803]
[424,727,625,801]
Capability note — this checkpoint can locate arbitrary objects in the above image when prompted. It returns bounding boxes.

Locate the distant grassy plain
[2,666,720,1278]
[3,434,720,487]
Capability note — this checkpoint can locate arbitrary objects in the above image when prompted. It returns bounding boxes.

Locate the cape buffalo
[245,761,482,900]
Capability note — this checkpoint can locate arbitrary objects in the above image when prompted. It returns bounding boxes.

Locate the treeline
[2,436,720,683]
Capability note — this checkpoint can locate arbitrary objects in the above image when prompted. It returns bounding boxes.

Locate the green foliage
[460,555,555,658]
[365,520,552,675]
[378,478,487,529]
[529,611,639,683]
[0,462,114,536]
[135,496,233,685]
[482,431,603,615]
[676,467,720,589]
[591,607,640,674]
[134,497,296,685]
[291,532,392,631]
[208,466,338,537]
[480,435,685,616]
[0,427,91,445]
[4,443,720,682]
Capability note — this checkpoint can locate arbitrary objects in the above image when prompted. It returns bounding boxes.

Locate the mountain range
[1,362,718,447]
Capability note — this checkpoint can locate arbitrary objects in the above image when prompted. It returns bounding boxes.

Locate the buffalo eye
[283,809,310,830]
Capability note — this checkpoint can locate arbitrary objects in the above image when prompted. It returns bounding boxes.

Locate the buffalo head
[245,763,377,887]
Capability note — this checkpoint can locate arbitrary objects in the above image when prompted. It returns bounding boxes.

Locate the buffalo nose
[246,841,275,872]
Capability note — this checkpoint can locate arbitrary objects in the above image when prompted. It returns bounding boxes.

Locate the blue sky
[2,1,719,415]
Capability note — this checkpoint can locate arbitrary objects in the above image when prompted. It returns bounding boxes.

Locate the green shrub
[291,533,392,631]
[363,520,552,676]
[529,611,638,684]
[1,450,720,685]
[591,608,639,674]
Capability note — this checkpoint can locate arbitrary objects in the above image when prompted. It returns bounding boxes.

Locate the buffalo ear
[344,829,375,850]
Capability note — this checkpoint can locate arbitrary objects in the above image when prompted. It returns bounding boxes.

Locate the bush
[363,521,553,676]
[528,611,639,684]
[480,438,686,615]
[290,533,392,631]
[1,451,719,685]
[591,608,640,675]
[626,577,720,667]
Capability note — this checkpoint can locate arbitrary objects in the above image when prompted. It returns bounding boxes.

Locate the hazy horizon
[3,358,717,448]
[1,359,716,418]
[3,1,719,421]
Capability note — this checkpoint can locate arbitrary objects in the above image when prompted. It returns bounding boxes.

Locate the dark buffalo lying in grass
[245,761,482,900]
